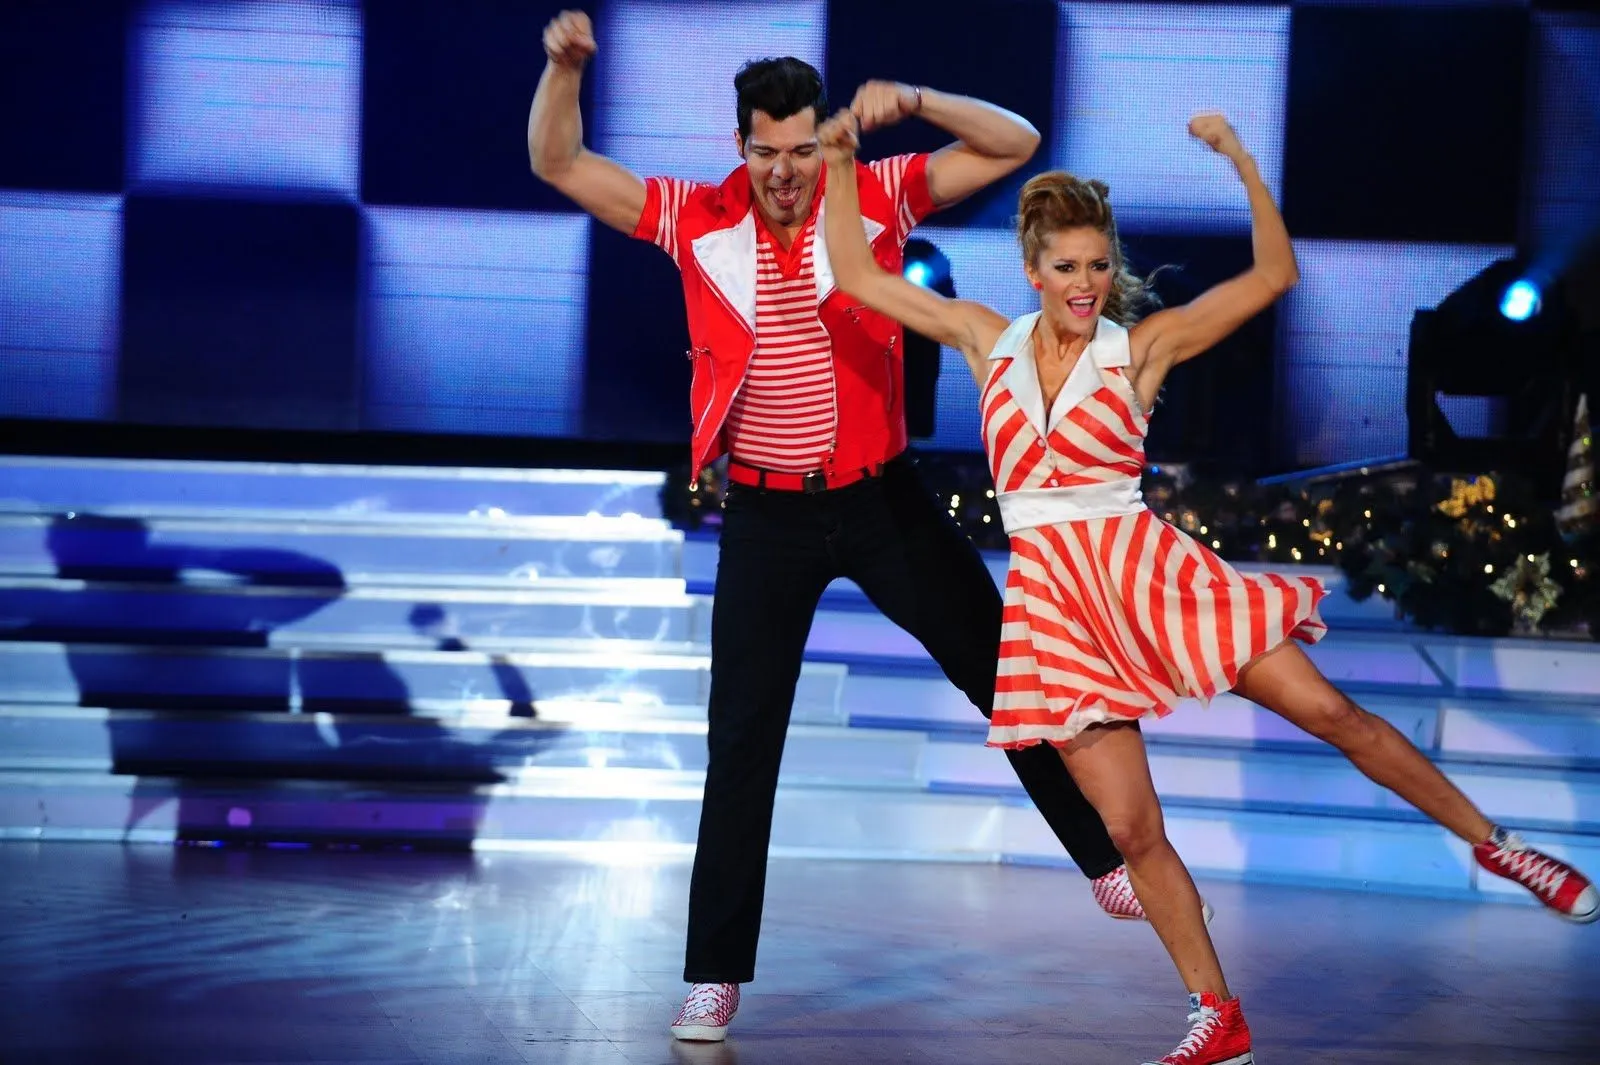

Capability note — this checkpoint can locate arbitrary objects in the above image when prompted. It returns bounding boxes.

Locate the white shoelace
[680,983,734,1020]
[1169,1004,1221,1061]
[1095,868,1138,910]
[1495,835,1571,900]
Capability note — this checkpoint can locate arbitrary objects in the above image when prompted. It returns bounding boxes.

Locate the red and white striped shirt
[641,155,931,471]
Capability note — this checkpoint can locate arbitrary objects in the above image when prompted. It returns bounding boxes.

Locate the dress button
[1046,477,1059,487]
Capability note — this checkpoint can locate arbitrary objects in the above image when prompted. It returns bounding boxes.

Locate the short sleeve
[866,153,937,244]
[631,176,707,266]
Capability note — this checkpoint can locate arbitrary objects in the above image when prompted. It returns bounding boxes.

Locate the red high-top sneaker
[1475,828,1599,923]
[1142,992,1253,1065]
[670,982,739,1042]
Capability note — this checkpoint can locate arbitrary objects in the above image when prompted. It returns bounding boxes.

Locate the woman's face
[1026,226,1115,339]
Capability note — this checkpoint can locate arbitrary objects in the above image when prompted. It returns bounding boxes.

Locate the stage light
[899,238,954,439]
[902,239,950,293]
[1500,279,1541,321]
[1408,256,1575,490]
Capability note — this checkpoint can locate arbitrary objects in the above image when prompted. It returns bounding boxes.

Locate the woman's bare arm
[817,111,1007,382]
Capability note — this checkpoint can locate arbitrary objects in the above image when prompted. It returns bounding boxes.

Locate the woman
[816,108,1597,1065]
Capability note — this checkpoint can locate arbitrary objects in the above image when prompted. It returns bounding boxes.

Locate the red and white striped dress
[982,312,1327,749]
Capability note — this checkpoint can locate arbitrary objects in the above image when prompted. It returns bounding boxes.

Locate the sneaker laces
[1493,835,1571,901]
[1094,867,1138,910]
[680,983,734,1019]
[1168,1000,1222,1062]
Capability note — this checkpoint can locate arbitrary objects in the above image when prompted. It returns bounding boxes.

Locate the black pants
[683,454,1124,984]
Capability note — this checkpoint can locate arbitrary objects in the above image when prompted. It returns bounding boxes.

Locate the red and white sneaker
[1093,865,1215,925]
[1474,828,1599,923]
[670,982,739,1042]
[1142,991,1253,1065]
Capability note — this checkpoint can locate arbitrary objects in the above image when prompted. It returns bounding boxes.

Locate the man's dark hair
[734,57,827,141]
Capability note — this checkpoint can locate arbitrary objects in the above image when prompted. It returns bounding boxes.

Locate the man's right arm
[526,10,646,236]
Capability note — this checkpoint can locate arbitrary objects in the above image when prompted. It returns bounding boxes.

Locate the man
[528,9,1167,1042]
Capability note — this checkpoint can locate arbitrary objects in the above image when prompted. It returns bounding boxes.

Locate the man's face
[736,108,823,231]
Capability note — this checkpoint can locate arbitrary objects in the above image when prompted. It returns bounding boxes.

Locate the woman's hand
[817,109,861,167]
[1188,112,1245,162]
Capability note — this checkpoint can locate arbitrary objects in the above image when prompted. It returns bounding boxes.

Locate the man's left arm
[851,80,1040,210]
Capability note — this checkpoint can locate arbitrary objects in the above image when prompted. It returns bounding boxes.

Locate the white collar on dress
[986,311,1129,367]
[988,312,1131,435]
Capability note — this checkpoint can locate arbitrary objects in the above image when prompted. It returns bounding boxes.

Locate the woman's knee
[1300,692,1384,752]
[1063,723,1168,857]
[1100,803,1168,862]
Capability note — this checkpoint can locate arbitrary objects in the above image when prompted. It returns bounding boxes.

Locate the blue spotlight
[902,239,952,295]
[1499,279,1541,322]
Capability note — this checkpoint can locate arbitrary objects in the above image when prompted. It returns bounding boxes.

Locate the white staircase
[1,454,1595,905]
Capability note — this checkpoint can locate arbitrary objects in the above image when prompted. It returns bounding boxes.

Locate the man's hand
[850,80,920,133]
[818,109,861,166]
[1188,112,1245,161]
[543,9,596,69]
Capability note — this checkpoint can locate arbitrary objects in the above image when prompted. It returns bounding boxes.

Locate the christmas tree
[1557,394,1596,537]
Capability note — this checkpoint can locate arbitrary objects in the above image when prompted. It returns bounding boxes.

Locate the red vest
[667,163,911,478]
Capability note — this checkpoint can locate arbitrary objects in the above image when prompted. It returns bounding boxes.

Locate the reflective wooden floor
[2,843,1595,1064]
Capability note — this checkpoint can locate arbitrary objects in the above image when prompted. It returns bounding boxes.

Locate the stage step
[0,455,667,521]
[3,700,1596,836]
[0,705,926,788]
[0,767,1010,861]
[0,575,707,646]
[12,568,1594,702]
[0,640,849,724]
[679,533,1411,632]
[2,765,1593,907]
[0,511,683,583]
[849,674,1600,767]
[7,628,1593,760]
[1152,806,1600,905]
[806,599,1600,700]
[924,734,1600,836]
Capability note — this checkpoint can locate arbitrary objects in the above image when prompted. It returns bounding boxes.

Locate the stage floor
[2,844,1595,1064]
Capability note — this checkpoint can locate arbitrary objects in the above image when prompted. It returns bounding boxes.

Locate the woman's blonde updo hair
[1016,171,1159,324]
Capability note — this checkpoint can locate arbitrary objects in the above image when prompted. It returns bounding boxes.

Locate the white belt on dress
[997,478,1145,533]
